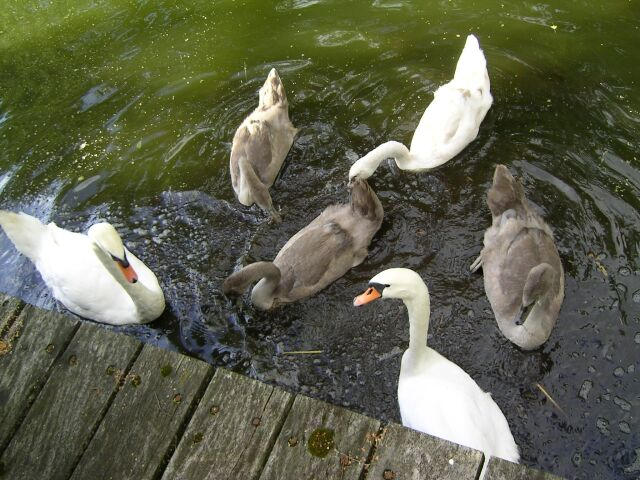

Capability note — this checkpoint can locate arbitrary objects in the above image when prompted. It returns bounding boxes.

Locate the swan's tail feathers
[0,210,47,262]
[453,34,490,91]
[350,178,384,222]
[222,261,281,295]
[258,68,288,110]
[487,165,527,217]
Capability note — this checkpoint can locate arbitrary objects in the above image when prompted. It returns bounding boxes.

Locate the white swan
[470,165,564,350]
[354,268,519,467]
[230,68,298,223]
[0,211,165,325]
[349,35,492,182]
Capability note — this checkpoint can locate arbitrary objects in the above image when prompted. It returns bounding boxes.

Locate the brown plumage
[471,165,564,350]
[230,68,298,223]
[223,178,383,310]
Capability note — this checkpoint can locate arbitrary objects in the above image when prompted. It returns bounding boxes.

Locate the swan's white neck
[349,141,410,180]
[404,285,431,354]
[349,140,446,180]
[94,244,164,321]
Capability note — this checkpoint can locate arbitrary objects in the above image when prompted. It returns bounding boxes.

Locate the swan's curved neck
[351,141,413,179]
[404,286,431,354]
[496,298,555,350]
[94,244,162,318]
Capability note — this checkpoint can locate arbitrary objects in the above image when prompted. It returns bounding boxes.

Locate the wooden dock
[0,293,563,480]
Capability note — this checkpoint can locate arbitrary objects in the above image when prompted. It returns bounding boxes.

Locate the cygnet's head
[353,268,426,306]
[258,68,286,110]
[88,222,138,283]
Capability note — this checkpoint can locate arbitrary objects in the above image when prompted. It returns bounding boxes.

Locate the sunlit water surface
[1,2,639,478]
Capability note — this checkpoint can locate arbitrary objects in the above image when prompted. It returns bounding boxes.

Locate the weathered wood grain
[367,422,484,480]
[0,293,24,345]
[70,343,213,480]
[162,368,293,480]
[259,395,380,480]
[0,322,140,480]
[0,305,78,452]
[485,457,564,480]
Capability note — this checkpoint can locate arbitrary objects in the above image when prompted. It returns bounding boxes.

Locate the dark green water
[1,1,639,478]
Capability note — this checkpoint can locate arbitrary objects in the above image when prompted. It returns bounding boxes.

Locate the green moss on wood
[307,428,335,458]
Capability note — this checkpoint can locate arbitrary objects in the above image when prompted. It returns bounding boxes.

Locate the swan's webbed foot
[268,207,282,224]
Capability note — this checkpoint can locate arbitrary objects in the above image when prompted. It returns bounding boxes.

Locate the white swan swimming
[0,210,165,325]
[354,268,519,467]
[470,165,564,350]
[349,35,492,182]
[230,68,298,223]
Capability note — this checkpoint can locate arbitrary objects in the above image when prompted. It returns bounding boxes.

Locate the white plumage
[354,268,519,468]
[349,35,493,181]
[0,210,165,325]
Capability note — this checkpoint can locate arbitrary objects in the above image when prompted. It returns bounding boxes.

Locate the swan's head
[88,222,138,284]
[258,68,287,110]
[348,161,374,185]
[353,268,426,306]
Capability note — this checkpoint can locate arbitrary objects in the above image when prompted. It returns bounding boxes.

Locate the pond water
[1,1,639,478]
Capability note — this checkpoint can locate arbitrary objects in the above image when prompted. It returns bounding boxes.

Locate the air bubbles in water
[579,380,593,400]
[613,396,631,412]
[619,422,631,434]
[596,417,610,436]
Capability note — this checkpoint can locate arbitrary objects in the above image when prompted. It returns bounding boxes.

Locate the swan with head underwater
[223,177,383,309]
[349,34,492,182]
[470,165,564,350]
[354,268,519,467]
[230,68,298,223]
[0,210,165,325]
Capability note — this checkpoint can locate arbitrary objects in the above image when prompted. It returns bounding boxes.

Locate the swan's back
[409,35,492,168]
[272,179,383,302]
[229,68,297,220]
[398,349,519,463]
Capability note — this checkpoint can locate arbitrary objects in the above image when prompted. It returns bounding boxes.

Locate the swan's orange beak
[116,261,138,283]
[353,286,381,306]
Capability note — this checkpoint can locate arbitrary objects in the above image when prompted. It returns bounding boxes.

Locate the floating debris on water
[536,382,567,416]
[282,350,324,355]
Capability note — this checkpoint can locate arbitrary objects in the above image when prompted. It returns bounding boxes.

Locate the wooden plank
[70,343,213,480]
[162,368,293,480]
[0,305,78,452]
[0,322,140,480]
[259,395,380,480]
[0,293,24,349]
[367,422,483,480]
[484,456,565,480]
